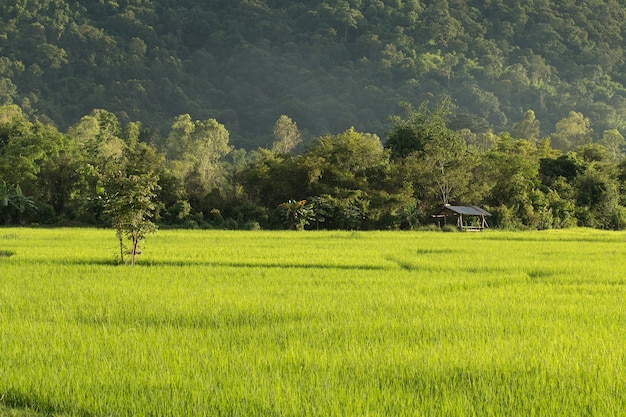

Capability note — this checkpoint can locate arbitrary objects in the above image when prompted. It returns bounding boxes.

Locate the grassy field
[0,227,625,416]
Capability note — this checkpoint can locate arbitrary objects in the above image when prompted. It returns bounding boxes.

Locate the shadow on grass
[43,257,389,271]
[75,309,311,331]
[415,248,460,254]
[1,389,92,417]
[0,405,46,417]
[387,257,418,271]
[0,250,15,257]
[144,260,388,271]
[480,234,617,243]
[387,249,460,271]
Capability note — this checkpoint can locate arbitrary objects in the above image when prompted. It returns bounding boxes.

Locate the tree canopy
[2,1,626,147]
[1,2,626,232]
[0,102,625,231]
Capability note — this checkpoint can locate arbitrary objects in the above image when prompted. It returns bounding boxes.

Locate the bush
[242,221,261,230]
[489,205,523,229]
[232,203,269,227]
[166,200,192,223]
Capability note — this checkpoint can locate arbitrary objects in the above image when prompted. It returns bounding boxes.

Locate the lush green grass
[1,228,625,416]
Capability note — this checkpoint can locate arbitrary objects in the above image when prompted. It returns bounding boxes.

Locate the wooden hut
[432,205,492,231]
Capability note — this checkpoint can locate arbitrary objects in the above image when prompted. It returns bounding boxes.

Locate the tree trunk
[117,228,124,264]
[131,234,138,266]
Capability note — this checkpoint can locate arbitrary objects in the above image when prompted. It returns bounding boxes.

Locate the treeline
[2,102,625,230]
[2,0,626,148]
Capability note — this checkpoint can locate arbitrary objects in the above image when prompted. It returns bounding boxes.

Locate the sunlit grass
[1,228,625,416]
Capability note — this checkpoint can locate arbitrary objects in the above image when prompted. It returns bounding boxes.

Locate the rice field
[0,227,625,416]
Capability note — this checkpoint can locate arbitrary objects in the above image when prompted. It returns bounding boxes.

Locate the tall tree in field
[101,142,162,265]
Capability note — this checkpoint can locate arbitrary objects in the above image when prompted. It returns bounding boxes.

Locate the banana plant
[0,181,37,224]
[278,199,314,231]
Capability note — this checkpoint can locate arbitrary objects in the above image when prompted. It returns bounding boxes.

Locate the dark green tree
[387,98,473,209]
[0,105,46,191]
[482,134,546,228]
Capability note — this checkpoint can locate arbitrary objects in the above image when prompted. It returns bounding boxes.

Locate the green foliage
[4,0,626,235]
[278,199,314,230]
[0,105,47,188]
[305,127,388,194]
[2,103,625,230]
[271,115,302,154]
[599,129,626,162]
[386,100,457,160]
[1,96,626,230]
[574,164,622,229]
[3,1,626,146]
[241,149,309,209]
[400,202,422,230]
[307,192,369,230]
[0,182,37,224]
[387,98,476,209]
[101,142,161,265]
[511,110,540,143]
[550,111,593,152]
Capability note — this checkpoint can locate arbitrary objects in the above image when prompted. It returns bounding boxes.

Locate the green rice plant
[0,228,625,416]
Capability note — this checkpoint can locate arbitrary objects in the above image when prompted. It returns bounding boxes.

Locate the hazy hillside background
[2,0,626,148]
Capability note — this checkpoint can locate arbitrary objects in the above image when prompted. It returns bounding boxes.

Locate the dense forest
[3,0,626,146]
[1,0,626,231]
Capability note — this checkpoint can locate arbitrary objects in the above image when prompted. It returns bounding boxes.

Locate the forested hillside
[1,1,626,232]
[2,0,626,147]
